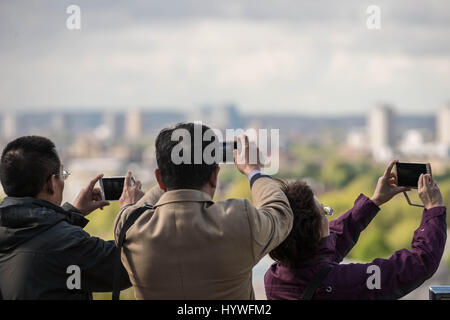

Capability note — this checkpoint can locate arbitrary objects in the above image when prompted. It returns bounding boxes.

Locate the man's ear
[44,176,56,195]
[209,166,220,189]
[154,168,167,192]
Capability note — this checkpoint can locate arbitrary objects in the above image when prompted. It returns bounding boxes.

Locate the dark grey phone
[100,176,134,201]
[396,162,431,188]
[221,141,238,163]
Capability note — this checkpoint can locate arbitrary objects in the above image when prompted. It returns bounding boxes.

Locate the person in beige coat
[114,123,293,299]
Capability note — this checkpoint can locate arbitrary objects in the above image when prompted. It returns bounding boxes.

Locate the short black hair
[0,136,61,197]
[269,180,323,267]
[155,122,219,190]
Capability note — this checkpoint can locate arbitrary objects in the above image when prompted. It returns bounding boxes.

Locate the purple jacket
[264,194,447,300]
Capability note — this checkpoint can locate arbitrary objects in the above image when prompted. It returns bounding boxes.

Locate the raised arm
[234,135,293,263]
[329,194,380,262]
[330,160,410,262]
[325,173,446,300]
[326,205,446,299]
[246,176,294,262]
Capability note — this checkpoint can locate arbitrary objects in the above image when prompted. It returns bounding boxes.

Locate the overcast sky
[0,0,449,115]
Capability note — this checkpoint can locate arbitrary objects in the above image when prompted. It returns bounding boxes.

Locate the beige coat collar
[153,189,214,208]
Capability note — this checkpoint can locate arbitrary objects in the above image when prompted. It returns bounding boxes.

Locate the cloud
[0,0,449,114]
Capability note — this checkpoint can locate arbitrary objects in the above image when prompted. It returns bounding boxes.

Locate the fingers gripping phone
[396,162,432,188]
[221,139,263,165]
[395,162,432,207]
[100,176,135,201]
[221,141,238,164]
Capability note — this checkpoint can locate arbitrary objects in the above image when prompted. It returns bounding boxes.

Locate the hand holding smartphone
[100,176,135,201]
[395,162,432,207]
[395,162,432,188]
[221,141,238,163]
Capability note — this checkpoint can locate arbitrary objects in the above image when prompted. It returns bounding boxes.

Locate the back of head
[155,122,219,190]
[0,136,61,197]
[269,180,323,267]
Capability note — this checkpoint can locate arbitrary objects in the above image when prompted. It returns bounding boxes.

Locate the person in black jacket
[0,136,144,299]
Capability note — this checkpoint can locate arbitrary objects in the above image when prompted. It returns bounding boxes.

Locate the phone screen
[221,141,238,163]
[396,163,429,188]
[101,177,125,200]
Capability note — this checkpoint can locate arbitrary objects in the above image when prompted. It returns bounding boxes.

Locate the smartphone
[395,162,431,188]
[99,176,135,201]
[221,141,238,163]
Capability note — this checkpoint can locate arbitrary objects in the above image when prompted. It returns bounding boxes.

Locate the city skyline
[1,101,449,117]
[0,103,445,136]
[1,104,449,161]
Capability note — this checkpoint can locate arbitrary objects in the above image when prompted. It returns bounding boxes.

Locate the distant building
[69,135,103,158]
[368,104,395,161]
[52,112,68,132]
[189,103,243,130]
[101,111,125,139]
[346,128,367,151]
[437,105,450,145]
[125,109,143,139]
[398,129,442,158]
[2,112,17,139]
[436,105,450,158]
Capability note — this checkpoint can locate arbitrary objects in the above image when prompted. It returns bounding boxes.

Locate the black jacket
[0,197,131,299]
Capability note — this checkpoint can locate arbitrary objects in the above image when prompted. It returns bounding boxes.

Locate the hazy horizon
[0,105,444,118]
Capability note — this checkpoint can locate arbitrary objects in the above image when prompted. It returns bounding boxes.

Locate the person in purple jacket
[265,160,447,300]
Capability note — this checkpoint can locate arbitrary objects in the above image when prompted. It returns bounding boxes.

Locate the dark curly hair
[269,179,323,267]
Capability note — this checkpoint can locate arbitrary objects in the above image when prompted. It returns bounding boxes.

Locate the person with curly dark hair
[265,160,447,300]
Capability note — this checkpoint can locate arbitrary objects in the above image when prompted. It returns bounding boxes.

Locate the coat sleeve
[245,176,294,263]
[61,202,89,228]
[324,206,446,300]
[329,194,380,262]
[65,228,132,293]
